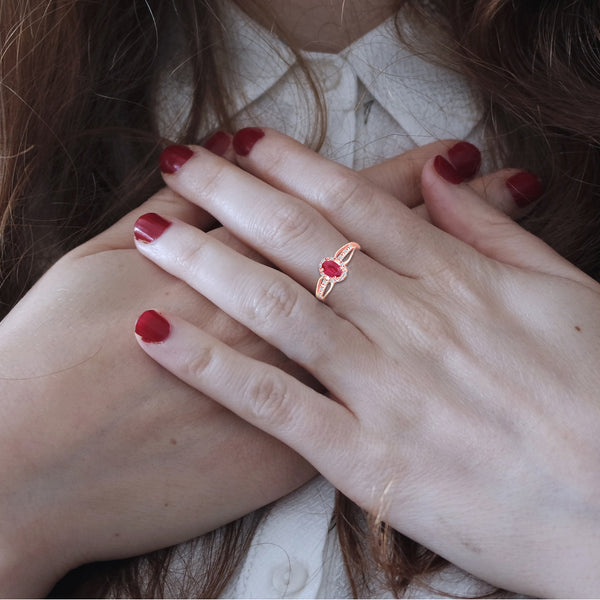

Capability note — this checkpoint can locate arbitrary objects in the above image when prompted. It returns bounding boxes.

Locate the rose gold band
[315,242,360,301]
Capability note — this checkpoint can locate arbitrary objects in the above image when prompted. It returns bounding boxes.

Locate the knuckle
[173,236,210,275]
[185,345,215,381]
[402,296,458,358]
[264,202,313,251]
[424,247,482,301]
[436,252,494,306]
[247,373,294,427]
[318,171,376,216]
[259,142,290,177]
[417,311,452,349]
[190,160,229,201]
[245,278,299,325]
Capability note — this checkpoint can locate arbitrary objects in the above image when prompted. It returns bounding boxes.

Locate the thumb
[421,156,593,286]
[360,139,476,207]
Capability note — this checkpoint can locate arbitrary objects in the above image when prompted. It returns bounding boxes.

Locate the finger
[158,138,457,280]
[76,133,238,257]
[360,139,481,207]
[231,128,481,229]
[134,310,357,466]
[203,130,236,163]
[362,141,539,223]
[411,167,540,222]
[161,142,373,283]
[71,185,215,257]
[133,213,368,390]
[468,168,543,219]
[421,156,595,285]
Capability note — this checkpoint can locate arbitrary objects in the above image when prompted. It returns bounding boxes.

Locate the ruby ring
[315,242,360,301]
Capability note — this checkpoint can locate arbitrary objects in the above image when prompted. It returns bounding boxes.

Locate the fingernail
[204,131,230,156]
[433,155,464,184]
[135,310,170,343]
[506,171,544,207]
[134,213,172,243]
[232,127,265,156]
[160,145,194,174]
[447,141,481,179]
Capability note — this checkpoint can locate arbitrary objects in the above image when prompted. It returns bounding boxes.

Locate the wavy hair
[1,0,599,596]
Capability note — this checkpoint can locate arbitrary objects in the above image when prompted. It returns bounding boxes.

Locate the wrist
[0,532,68,598]
[0,380,77,597]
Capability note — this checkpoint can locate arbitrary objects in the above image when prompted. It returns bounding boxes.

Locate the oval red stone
[322,260,342,278]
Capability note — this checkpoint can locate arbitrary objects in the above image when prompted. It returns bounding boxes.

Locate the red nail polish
[160,145,194,174]
[204,131,230,156]
[433,155,464,184]
[447,141,481,179]
[135,310,170,343]
[134,213,172,243]
[232,127,265,156]
[506,171,544,207]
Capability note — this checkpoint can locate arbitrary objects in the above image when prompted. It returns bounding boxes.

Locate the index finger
[158,134,459,280]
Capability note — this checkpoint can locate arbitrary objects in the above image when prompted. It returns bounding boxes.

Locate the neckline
[231,0,399,55]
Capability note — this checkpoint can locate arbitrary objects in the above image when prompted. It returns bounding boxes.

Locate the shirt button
[271,561,309,596]
[312,58,344,92]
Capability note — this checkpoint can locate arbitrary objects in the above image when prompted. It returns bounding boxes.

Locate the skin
[233,0,399,52]
[0,140,516,597]
[0,189,316,596]
[0,3,553,597]
[135,129,600,597]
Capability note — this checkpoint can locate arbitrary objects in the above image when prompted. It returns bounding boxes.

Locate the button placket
[313,56,357,167]
[271,561,310,596]
[229,477,336,598]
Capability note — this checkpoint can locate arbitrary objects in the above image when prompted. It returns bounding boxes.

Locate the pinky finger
[134,310,356,463]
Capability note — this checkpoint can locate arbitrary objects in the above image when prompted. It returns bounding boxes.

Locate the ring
[315,242,360,301]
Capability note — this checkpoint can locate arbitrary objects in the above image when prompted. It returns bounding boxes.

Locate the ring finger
[133,214,370,391]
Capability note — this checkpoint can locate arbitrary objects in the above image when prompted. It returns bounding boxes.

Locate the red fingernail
[160,145,194,174]
[506,171,544,207]
[447,141,481,179]
[135,310,170,343]
[433,155,464,184]
[232,127,265,156]
[134,213,172,243]
[204,131,230,156]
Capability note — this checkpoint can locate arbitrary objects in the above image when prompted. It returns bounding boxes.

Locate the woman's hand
[0,137,459,597]
[0,188,320,597]
[134,128,600,598]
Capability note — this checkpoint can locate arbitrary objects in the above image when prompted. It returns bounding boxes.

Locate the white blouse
[157,2,504,597]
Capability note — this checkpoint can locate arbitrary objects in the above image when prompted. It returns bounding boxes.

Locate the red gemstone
[322,260,342,278]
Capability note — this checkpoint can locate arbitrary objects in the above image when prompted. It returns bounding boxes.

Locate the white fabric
[225,478,339,598]
[156,0,491,170]
[221,476,498,599]
[157,2,505,597]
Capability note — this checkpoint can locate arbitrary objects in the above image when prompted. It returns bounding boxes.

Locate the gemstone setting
[315,242,360,301]
[321,260,342,278]
[318,258,347,282]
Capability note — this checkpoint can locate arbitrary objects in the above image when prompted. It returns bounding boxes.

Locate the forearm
[0,527,66,598]
[0,380,71,598]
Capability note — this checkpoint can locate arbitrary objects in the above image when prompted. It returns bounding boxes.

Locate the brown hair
[2,0,599,597]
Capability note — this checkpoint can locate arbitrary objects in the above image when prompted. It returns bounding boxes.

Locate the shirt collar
[221,1,480,143]
[219,1,296,116]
